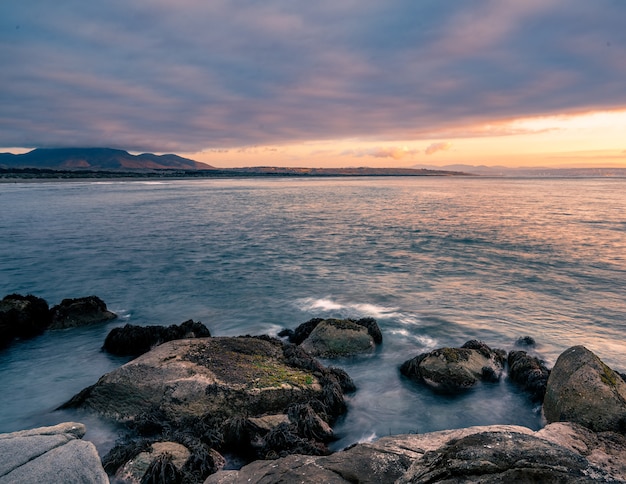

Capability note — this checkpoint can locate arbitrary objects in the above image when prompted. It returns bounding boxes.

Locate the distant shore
[0,166,469,181]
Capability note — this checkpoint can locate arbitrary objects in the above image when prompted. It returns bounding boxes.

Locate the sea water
[1,176,625,454]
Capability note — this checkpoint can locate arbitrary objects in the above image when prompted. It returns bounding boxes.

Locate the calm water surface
[1,177,625,453]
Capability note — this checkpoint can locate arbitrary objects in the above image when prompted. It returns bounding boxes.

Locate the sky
[1,1,625,168]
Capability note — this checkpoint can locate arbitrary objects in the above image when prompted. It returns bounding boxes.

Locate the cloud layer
[1,1,625,153]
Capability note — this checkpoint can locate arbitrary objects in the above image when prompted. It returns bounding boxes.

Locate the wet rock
[206,423,626,484]
[399,430,607,483]
[507,350,550,401]
[49,295,116,329]
[288,318,324,345]
[115,441,191,483]
[103,319,211,357]
[544,345,626,433]
[515,335,536,347]
[400,340,506,392]
[299,319,378,357]
[67,336,352,477]
[0,293,51,348]
[300,319,373,358]
[62,336,329,422]
[0,422,108,483]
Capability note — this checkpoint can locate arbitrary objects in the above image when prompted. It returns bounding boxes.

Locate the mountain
[0,148,214,170]
[411,163,626,177]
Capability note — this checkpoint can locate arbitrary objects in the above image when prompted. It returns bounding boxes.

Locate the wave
[295,297,421,326]
[388,329,437,348]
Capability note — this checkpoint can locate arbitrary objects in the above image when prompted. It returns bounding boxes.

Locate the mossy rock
[300,319,375,358]
[62,337,325,422]
[543,345,626,433]
[400,341,505,392]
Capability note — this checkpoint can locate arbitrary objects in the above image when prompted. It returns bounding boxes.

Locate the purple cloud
[1,1,625,152]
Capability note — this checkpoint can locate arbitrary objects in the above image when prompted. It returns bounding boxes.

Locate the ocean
[1,176,625,455]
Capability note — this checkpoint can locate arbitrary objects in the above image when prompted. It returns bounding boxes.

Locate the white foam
[389,329,438,349]
[356,432,378,444]
[299,297,344,312]
[296,297,421,325]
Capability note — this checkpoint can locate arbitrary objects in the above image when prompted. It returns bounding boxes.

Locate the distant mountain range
[5,148,622,178]
[0,148,465,177]
[0,148,213,170]
[411,163,626,177]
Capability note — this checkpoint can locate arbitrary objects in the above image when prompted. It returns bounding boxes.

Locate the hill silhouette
[0,148,213,170]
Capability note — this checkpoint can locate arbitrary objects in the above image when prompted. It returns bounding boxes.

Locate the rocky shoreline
[2,293,626,483]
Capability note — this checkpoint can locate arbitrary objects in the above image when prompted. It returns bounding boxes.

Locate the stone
[62,336,327,422]
[515,335,536,347]
[0,293,51,348]
[247,414,290,433]
[0,422,108,484]
[86,336,354,479]
[300,319,375,357]
[103,319,211,357]
[543,345,626,433]
[398,430,605,483]
[400,340,506,391]
[49,295,117,329]
[115,441,191,483]
[286,317,382,348]
[536,422,626,481]
[507,350,550,401]
[206,423,626,484]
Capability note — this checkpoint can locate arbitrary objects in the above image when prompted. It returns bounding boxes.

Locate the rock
[507,350,550,401]
[399,430,607,483]
[0,293,51,348]
[0,422,108,484]
[288,318,324,345]
[543,345,626,433]
[287,317,382,347]
[536,422,626,481]
[115,441,191,483]
[49,295,117,329]
[247,414,290,433]
[206,423,626,484]
[400,340,506,391]
[103,320,211,357]
[66,336,352,476]
[352,317,383,344]
[515,335,536,347]
[299,319,377,357]
[62,336,329,422]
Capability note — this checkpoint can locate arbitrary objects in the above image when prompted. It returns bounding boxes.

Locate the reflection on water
[1,177,625,453]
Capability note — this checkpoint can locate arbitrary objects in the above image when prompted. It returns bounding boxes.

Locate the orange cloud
[425,142,452,155]
[343,146,420,160]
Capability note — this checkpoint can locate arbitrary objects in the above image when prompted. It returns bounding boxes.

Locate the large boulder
[282,317,382,358]
[64,336,354,478]
[62,336,331,422]
[49,295,117,329]
[0,293,51,348]
[0,422,108,483]
[507,350,551,401]
[400,340,506,391]
[103,319,211,357]
[206,423,626,483]
[543,345,626,433]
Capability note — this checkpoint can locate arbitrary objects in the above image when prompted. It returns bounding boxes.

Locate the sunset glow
[182,109,626,168]
[2,2,625,168]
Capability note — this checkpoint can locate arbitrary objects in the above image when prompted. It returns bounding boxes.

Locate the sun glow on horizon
[180,108,626,168]
[3,109,625,169]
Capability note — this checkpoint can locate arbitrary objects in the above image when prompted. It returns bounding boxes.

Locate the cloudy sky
[2,1,625,168]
